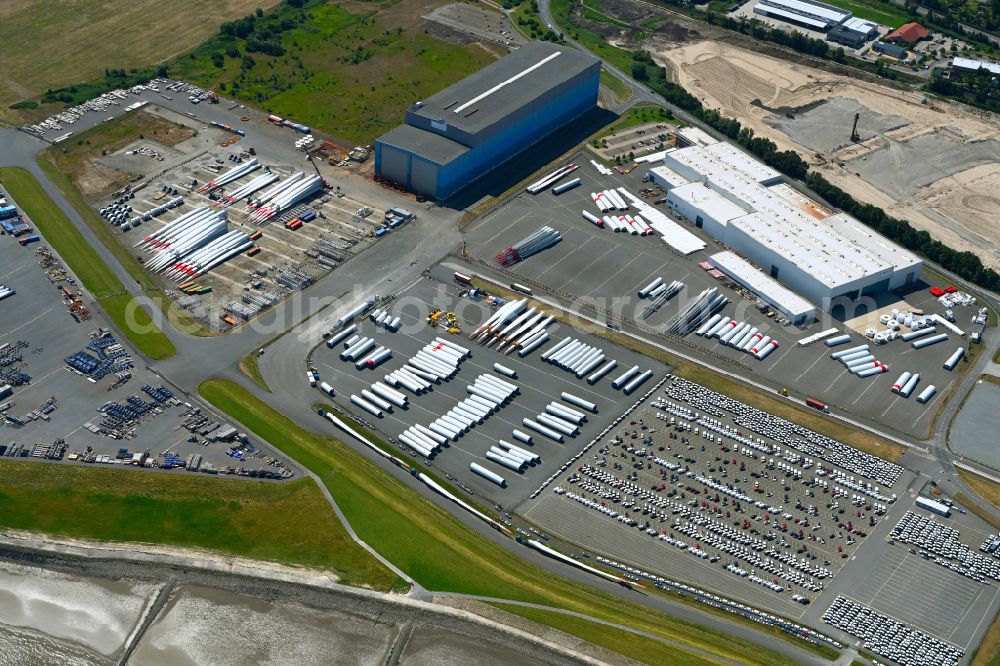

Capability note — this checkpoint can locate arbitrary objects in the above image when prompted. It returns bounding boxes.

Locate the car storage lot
[461,159,966,437]
[311,274,666,505]
[821,490,1000,654]
[519,374,915,618]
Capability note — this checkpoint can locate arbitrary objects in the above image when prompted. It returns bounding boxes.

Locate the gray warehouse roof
[408,41,599,135]
[377,124,469,165]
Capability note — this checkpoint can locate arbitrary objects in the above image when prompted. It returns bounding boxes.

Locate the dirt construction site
[656,40,1000,270]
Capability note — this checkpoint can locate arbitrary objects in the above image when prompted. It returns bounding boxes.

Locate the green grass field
[0,461,397,589]
[199,378,824,666]
[0,167,176,360]
[600,70,632,103]
[491,604,719,665]
[168,0,501,144]
[0,0,279,122]
[830,0,909,28]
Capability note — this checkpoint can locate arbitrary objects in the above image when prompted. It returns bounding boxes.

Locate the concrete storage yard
[312,272,666,503]
[0,205,290,476]
[461,156,966,437]
[658,40,1000,270]
[84,106,392,330]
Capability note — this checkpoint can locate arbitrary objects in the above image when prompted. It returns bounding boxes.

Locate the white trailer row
[0,285,14,302]
[695,317,780,361]
[589,159,612,176]
[831,343,889,378]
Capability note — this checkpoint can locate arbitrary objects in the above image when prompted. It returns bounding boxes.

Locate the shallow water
[0,561,157,657]
[129,585,398,666]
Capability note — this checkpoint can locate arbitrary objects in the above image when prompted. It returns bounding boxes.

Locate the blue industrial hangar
[374,41,600,201]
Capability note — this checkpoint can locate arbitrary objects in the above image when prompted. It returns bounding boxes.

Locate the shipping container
[247,247,261,257]
[453,272,474,285]
[0,206,17,220]
[299,210,316,222]
[18,235,40,246]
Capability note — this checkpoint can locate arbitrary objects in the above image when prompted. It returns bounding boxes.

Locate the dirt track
[656,40,1000,269]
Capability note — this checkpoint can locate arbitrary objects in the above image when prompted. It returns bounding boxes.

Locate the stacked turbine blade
[137,207,252,280]
[222,170,279,204]
[668,287,729,336]
[495,226,561,266]
[471,303,555,355]
[197,158,260,193]
[525,163,578,194]
[249,174,323,222]
[640,280,684,320]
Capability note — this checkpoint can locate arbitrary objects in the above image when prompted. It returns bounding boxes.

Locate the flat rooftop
[709,251,816,318]
[377,124,469,165]
[665,144,896,287]
[826,213,923,273]
[758,0,849,23]
[409,41,599,136]
[670,181,747,222]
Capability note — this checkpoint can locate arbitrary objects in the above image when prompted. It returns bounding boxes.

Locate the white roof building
[952,56,1000,75]
[709,251,817,324]
[675,126,719,148]
[662,143,922,307]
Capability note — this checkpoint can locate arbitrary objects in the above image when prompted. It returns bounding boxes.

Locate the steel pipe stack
[495,227,561,267]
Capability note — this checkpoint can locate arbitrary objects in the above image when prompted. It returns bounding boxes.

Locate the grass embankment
[473,277,904,462]
[239,351,272,392]
[0,167,176,360]
[170,0,500,143]
[550,0,635,75]
[37,114,211,338]
[957,470,1000,531]
[200,378,816,666]
[491,603,717,666]
[603,105,678,134]
[971,608,1000,666]
[0,0,277,123]
[0,461,397,589]
[600,70,632,104]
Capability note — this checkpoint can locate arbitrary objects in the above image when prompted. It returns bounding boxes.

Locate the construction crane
[850,112,861,143]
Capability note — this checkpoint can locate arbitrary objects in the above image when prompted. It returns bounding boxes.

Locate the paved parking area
[849,547,997,649]
[312,275,666,505]
[0,206,283,475]
[461,158,967,437]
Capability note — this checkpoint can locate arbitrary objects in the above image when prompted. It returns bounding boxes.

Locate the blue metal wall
[376,66,599,200]
[436,71,598,198]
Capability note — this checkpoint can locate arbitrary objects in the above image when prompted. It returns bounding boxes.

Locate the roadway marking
[0,265,25,281]
[583,254,644,298]
[477,210,532,246]
[0,308,54,341]
[794,349,827,383]
[556,245,615,292]
[535,236,594,280]
[851,375,882,405]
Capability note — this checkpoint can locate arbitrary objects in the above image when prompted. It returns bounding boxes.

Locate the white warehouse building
[655,142,922,310]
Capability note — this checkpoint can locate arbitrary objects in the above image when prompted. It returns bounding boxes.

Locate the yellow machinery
[427,309,442,327]
[444,312,459,334]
